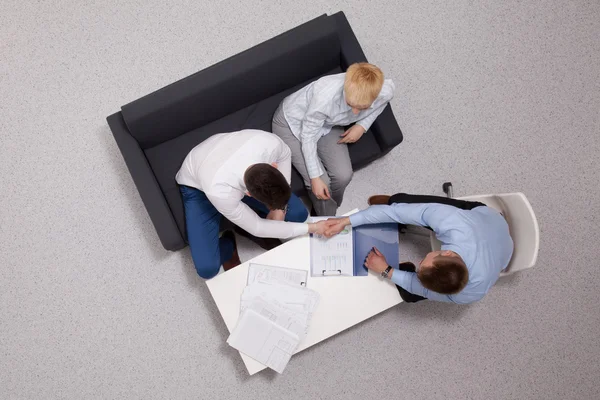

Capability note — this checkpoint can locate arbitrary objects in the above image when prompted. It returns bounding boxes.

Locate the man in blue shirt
[325,193,514,304]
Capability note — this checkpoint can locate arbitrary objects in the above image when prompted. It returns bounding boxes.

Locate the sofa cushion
[122,15,341,149]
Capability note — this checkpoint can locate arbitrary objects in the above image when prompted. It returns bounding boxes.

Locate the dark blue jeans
[179,186,308,279]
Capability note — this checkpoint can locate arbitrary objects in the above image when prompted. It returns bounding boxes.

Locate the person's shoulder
[379,79,395,100]
[314,73,345,91]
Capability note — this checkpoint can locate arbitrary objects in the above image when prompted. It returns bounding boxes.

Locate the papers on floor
[227,263,319,374]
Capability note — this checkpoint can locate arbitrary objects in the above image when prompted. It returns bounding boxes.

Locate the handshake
[309,216,351,237]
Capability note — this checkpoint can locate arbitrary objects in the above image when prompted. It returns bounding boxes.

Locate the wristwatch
[381,265,393,279]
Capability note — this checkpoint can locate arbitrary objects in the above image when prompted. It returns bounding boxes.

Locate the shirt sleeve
[349,203,457,237]
[299,101,328,179]
[390,270,456,303]
[355,80,395,131]
[274,140,292,185]
[208,194,308,239]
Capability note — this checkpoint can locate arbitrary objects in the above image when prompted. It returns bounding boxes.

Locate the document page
[309,217,354,276]
[228,266,321,373]
[227,309,300,374]
[247,263,308,287]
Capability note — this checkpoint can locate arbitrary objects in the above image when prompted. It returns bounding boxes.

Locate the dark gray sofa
[106,12,403,251]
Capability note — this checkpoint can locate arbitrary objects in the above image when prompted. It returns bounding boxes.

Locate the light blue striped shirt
[349,204,514,304]
[282,73,395,179]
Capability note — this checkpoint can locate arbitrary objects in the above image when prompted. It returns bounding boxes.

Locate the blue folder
[352,224,400,276]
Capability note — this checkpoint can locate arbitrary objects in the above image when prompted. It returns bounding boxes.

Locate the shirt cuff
[307,165,325,180]
[390,269,414,290]
[349,212,367,227]
[356,122,371,132]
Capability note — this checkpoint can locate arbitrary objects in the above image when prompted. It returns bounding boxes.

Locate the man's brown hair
[244,163,291,210]
[417,256,469,295]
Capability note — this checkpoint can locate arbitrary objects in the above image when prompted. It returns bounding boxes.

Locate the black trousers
[389,193,486,303]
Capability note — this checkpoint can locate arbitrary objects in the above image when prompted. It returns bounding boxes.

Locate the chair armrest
[107,112,185,251]
[369,105,403,151]
[331,11,368,69]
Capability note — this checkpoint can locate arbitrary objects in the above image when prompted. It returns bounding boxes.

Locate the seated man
[176,129,330,279]
[325,193,514,304]
[272,62,395,216]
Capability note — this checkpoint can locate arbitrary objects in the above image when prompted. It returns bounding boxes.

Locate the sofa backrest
[121,15,341,149]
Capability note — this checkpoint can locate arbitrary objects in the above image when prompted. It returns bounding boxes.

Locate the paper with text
[247,263,308,287]
[309,217,354,276]
[227,309,300,373]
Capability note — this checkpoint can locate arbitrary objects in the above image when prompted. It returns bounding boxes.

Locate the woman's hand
[338,125,366,144]
[311,177,331,200]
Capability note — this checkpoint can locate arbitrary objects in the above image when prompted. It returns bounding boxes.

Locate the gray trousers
[272,106,353,216]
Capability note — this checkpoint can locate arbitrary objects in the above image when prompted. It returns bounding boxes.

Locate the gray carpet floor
[2,1,599,399]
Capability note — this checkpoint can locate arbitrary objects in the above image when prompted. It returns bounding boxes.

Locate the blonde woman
[272,63,395,215]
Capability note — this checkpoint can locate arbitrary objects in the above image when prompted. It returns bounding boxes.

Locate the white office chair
[430,183,540,277]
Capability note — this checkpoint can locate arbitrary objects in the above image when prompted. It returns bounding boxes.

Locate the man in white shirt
[272,62,395,216]
[176,129,331,279]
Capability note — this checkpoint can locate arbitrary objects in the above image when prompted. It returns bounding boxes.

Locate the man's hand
[324,217,351,237]
[266,209,286,221]
[308,220,336,235]
[311,177,331,201]
[364,247,389,275]
[338,125,366,144]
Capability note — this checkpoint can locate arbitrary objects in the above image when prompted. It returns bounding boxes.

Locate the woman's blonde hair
[344,63,384,108]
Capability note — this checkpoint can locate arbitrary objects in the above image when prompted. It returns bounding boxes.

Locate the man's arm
[210,195,307,239]
[208,194,328,239]
[348,203,457,235]
[389,270,455,303]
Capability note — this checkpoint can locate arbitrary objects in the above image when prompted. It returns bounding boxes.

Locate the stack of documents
[227,263,319,373]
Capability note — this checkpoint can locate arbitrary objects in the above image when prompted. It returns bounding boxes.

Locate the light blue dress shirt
[349,204,514,304]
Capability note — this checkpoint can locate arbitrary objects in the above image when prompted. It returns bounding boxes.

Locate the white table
[206,221,403,375]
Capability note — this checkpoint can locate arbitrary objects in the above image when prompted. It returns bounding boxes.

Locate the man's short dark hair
[244,163,291,210]
[417,256,469,295]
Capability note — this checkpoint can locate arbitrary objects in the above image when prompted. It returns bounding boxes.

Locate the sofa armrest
[332,12,403,150]
[331,11,368,69]
[369,105,403,151]
[107,112,185,251]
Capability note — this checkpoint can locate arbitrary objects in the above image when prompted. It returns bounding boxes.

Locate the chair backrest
[430,192,540,276]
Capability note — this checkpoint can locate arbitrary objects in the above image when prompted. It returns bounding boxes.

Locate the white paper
[247,263,308,287]
[240,283,319,315]
[227,309,300,374]
[245,296,309,338]
[309,217,354,276]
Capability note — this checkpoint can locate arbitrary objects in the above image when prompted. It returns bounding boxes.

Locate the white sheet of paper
[240,283,320,315]
[247,263,308,287]
[245,296,309,339]
[309,217,354,276]
[227,309,300,374]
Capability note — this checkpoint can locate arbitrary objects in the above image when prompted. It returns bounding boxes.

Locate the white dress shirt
[175,130,309,239]
[282,73,395,178]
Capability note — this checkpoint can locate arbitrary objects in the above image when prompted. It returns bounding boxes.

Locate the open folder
[309,218,400,277]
